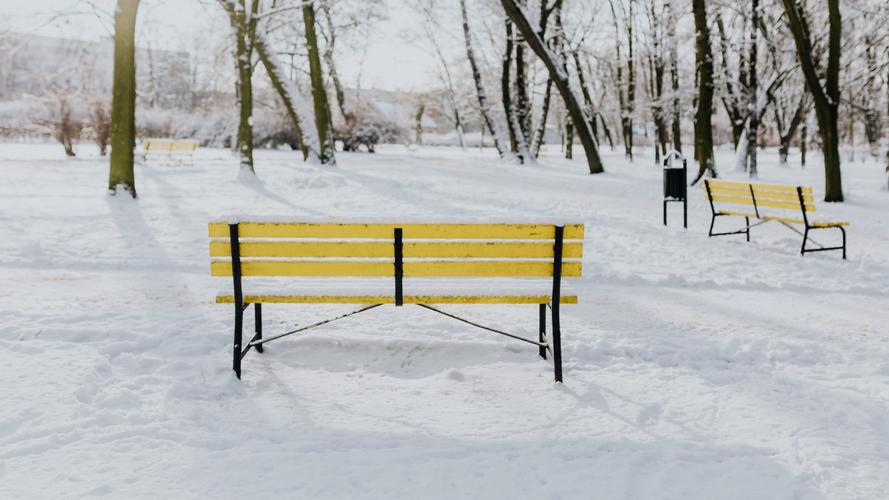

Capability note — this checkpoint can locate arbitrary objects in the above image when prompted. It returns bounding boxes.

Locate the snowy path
[1,143,888,499]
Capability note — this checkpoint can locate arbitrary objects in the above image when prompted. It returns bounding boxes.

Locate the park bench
[703,179,848,258]
[142,138,198,164]
[209,221,584,382]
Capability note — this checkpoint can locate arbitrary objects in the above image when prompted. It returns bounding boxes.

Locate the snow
[1,142,888,499]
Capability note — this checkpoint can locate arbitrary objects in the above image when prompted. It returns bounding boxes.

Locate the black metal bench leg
[708,214,716,237]
[538,304,547,360]
[745,216,750,242]
[233,301,244,379]
[551,302,562,383]
[254,303,263,353]
[801,227,809,256]
[840,227,846,259]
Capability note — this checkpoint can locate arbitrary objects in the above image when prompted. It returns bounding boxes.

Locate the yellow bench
[209,221,584,381]
[142,139,198,163]
[704,179,848,258]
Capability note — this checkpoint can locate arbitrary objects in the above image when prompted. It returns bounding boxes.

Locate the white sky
[0,0,441,91]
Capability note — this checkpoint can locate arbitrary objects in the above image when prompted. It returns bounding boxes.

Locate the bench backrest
[144,139,199,152]
[704,179,815,215]
[209,222,583,278]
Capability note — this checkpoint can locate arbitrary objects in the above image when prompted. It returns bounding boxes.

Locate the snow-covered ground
[1,142,888,499]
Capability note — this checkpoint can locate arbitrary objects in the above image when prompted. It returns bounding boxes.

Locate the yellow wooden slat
[210,260,582,278]
[717,209,757,217]
[810,220,848,227]
[209,240,583,258]
[210,241,393,258]
[750,189,814,203]
[707,179,813,195]
[707,195,755,206]
[405,261,581,277]
[169,142,198,151]
[709,195,815,211]
[216,294,579,304]
[208,222,584,240]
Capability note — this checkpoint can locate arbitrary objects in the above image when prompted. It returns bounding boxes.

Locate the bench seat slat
[209,240,583,259]
[216,294,578,304]
[210,260,581,278]
[208,222,584,240]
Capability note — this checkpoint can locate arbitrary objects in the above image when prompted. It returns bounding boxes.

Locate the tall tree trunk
[302,2,335,164]
[515,17,531,142]
[253,31,312,161]
[746,0,759,177]
[666,0,681,152]
[501,0,604,173]
[624,0,636,161]
[460,0,511,159]
[502,20,519,154]
[781,0,843,201]
[108,0,140,197]
[219,0,257,172]
[691,0,717,184]
[800,113,808,168]
[531,78,553,156]
[414,102,425,145]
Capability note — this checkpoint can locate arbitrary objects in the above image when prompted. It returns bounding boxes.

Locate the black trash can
[662,153,687,228]
[664,165,686,200]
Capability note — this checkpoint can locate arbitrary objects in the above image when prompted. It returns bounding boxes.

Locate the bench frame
[224,223,569,382]
[705,180,846,259]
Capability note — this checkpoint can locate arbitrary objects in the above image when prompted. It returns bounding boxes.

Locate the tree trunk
[218,0,257,172]
[502,20,518,153]
[500,0,604,173]
[691,0,716,184]
[623,0,635,161]
[800,115,807,168]
[253,31,311,161]
[746,0,759,177]
[781,0,843,201]
[666,0,681,152]
[460,0,511,159]
[414,102,425,145]
[108,0,140,197]
[531,78,553,156]
[303,2,335,164]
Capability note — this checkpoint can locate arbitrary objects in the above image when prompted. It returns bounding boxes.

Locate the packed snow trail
[1,143,887,499]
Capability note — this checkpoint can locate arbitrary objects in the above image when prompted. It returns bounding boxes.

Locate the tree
[302,1,336,164]
[691,0,717,184]
[500,0,604,174]
[217,0,258,173]
[459,0,512,160]
[746,0,760,177]
[665,0,681,153]
[781,0,844,201]
[108,0,140,197]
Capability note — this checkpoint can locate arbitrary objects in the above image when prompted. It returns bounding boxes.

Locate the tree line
[104,0,889,202]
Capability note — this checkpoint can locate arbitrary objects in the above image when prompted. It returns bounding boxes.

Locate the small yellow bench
[704,179,848,258]
[209,221,584,381]
[142,139,198,164]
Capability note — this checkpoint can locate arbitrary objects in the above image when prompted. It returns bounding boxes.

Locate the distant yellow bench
[209,221,584,381]
[704,179,848,258]
[142,139,198,163]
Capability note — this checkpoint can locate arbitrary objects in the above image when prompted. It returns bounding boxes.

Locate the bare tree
[691,0,717,184]
[500,0,604,173]
[108,0,140,197]
[781,0,844,201]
